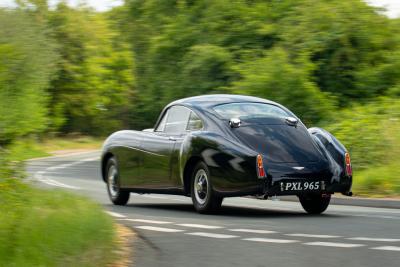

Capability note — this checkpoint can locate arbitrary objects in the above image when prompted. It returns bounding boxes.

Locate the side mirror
[229,118,241,128]
[143,128,154,132]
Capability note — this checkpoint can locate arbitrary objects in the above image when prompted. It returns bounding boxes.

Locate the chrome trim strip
[109,145,165,157]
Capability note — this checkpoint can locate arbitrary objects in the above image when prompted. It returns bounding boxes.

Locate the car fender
[179,131,260,195]
[308,127,350,181]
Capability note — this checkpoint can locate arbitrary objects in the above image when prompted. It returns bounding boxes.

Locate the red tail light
[256,154,266,178]
[345,152,352,176]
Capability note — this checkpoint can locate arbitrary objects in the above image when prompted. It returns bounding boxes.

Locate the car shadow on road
[122,203,345,219]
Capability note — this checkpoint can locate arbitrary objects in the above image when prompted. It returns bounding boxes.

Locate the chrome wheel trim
[194,169,209,205]
[108,165,118,197]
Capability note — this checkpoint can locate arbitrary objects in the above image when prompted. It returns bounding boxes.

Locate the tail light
[345,152,352,176]
[256,154,266,178]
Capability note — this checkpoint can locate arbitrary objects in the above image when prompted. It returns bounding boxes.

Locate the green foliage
[180,44,233,96]
[124,0,400,128]
[0,8,57,144]
[48,4,135,135]
[232,48,334,124]
[355,162,400,197]
[1,143,115,266]
[324,98,400,196]
[274,0,397,100]
[1,0,400,197]
[325,98,400,170]
[125,0,278,127]
[0,178,116,267]
[5,139,50,162]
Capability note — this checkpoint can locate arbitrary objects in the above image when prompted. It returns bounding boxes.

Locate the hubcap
[108,165,118,197]
[194,169,209,205]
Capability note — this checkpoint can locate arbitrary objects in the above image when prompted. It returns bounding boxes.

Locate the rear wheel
[191,162,223,214]
[298,193,331,214]
[106,157,130,205]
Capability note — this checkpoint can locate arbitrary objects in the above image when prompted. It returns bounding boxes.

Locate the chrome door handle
[168,136,177,141]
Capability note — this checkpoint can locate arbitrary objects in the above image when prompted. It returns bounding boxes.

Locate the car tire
[298,193,331,214]
[191,162,223,214]
[106,157,130,205]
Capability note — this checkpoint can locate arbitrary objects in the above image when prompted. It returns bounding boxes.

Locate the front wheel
[191,162,223,214]
[298,193,331,214]
[106,157,130,205]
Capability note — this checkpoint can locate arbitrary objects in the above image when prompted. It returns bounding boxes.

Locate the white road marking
[229,229,277,234]
[105,211,126,218]
[26,150,100,161]
[335,213,400,221]
[136,226,184,233]
[371,246,400,251]
[33,155,100,189]
[303,242,365,248]
[81,156,100,162]
[122,219,172,224]
[348,237,400,242]
[47,166,65,171]
[46,178,80,189]
[286,233,341,238]
[186,232,238,239]
[34,171,80,189]
[243,238,299,244]
[177,223,223,229]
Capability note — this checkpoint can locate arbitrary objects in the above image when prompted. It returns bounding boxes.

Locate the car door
[170,110,204,188]
[113,131,143,189]
[141,105,191,189]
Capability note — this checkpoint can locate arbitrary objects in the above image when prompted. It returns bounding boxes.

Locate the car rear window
[213,102,288,119]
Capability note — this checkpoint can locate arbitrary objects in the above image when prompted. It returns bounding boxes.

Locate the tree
[48,3,135,135]
[0,8,57,145]
[274,0,397,101]
[231,48,334,125]
[121,0,400,129]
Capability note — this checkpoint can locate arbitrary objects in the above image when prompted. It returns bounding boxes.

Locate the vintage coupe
[101,95,352,214]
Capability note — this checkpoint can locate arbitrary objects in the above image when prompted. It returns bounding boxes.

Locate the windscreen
[213,102,289,119]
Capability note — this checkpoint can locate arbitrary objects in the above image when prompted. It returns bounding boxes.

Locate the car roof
[167,94,278,109]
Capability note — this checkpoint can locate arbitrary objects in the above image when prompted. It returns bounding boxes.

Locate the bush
[0,152,116,267]
[324,98,400,170]
[0,9,57,144]
[323,98,400,196]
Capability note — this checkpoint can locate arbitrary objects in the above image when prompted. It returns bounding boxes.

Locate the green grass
[0,178,117,267]
[353,162,400,198]
[324,98,400,198]
[37,135,103,153]
[6,136,104,161]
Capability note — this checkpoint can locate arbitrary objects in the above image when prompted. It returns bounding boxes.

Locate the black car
[101,94,352,214]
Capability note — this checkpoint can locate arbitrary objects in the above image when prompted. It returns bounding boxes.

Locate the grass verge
[353,162,400,198]
[0,178,116,267]
[6,135,104,161]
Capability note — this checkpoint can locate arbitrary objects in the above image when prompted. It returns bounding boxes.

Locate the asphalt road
[27,151,400,267]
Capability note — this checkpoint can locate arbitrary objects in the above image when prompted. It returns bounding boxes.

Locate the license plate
[280,181,324,192]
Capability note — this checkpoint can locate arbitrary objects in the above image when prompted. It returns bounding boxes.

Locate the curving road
[27,151,400,267]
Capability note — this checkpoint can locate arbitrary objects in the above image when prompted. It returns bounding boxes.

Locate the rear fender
[308,127,349,181]
[179,132,260,195]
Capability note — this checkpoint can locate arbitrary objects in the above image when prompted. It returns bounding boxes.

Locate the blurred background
[0,0,399,196]
[0,1,399,265]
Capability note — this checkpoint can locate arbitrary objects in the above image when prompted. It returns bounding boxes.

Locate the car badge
[292,166,304,170]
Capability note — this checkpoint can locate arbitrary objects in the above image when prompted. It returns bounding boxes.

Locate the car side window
[164,106,191,134]
[186,112,203,131]
[155,110,168,132]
